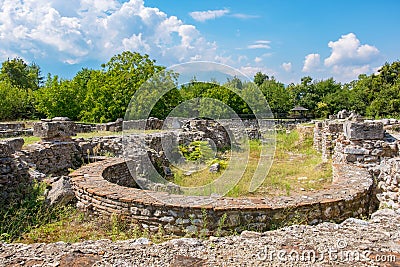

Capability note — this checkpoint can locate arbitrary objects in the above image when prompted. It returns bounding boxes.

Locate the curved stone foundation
[70,157,374,235]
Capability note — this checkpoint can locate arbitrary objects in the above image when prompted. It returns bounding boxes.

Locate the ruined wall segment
[377,158,400,210]
[0,140,31,206]
[333,121,398,167]
[314,115,400,212]
[70,156,374,236]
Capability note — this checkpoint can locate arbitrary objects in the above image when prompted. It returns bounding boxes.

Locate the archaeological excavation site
[0,113,399,266]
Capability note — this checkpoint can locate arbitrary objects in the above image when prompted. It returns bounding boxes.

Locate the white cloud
[247,40,271,49]
[0,0,222,66]
[282,62,292,72]
[323,33,380,81]
[331,65,371,80]
[254,57,262,63]
[324,33,379,67]
[302,53,320,72]
[189,9,258,22]
[238,55,248,63]
[230,13,259,19]
[373,65,382,75]
[262,52,273,57]
[239,66,276,79]
[189,9,229,22]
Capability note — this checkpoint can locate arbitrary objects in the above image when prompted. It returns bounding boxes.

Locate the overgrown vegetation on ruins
[0,52,399,122]
[0,126,331,243]
[0,181,74,243]
[172,129,331,197]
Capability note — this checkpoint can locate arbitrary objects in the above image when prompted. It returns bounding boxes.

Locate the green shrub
[179,140,214,163]
[0,181,74,243]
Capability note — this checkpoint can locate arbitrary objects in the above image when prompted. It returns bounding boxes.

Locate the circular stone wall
[70,158,375,235]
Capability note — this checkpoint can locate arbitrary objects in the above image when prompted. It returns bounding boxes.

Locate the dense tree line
[0,52,399,122]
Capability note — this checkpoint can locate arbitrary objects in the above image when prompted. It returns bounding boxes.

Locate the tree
[34,70,96,120]
[81,51,167,122]
[288,76,343,118]
[348,61,400,118]
[0,58,43,119]
[0,81,30,120]
[254,71,269,86]
[0,58,42,91]
[226,76,243,90]
[259,78,292,116]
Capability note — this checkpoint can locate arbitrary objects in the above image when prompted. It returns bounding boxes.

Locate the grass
[171,154,230,188]
[172,128,332,197]
[0,180,176,244]
[0,181,75,243]
[19,210,176,244]
[247,129,332,197]
[20,135,41,146]
[75,131,123,139]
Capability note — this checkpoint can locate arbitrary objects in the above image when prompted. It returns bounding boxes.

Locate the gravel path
[1,209,399,267]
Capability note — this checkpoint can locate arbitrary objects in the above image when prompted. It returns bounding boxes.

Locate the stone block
[343,122,384,140]
[343,147,370,155]
[46,176,76,206]
[4,138,24,151]
[326,122,344,133]
[33,118,76,140]
[0,142,14,157]
[0,122,25,131]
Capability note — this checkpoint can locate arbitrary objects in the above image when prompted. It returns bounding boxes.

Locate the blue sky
[0,0,399,84]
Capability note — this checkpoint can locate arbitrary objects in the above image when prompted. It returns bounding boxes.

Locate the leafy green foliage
[126,69,181,120]
[0,81,32,120]
[259,77,292,116]
[35,52,173,122]
[254,71,269,86]
[34,71,93,120]
[1,55,400,121]
[0,58,42,120]
[81,52,165,122]
[353,62,400,118]
[287,76,342,118]
[0,181,74,242]
[206,158,228,170]
[179,141,215,162]
[0,58,42,91]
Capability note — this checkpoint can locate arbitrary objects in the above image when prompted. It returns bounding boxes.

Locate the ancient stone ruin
[1,115,400,265]
[0,139,31,207]
[1,116,400,233]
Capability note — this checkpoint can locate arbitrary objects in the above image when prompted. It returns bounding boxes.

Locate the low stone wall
[0,122,25,131]
[313,120,344,161]
[181,119,232,149]
[332,121,398,168]
[96,118,123,132]
[124,117,164,130]
[102,160,137,188]
[0,129,33,138]
[317,119,400,213]
[3,117,400,236]
[0,141,32,207]
[75,136,124,158]
[376,157,400,210]
[0,122,32,138]
[20,142,82,176]
[333,134,399,168]
[75,123,96,133]
[10,121,233,184]
[70,157,374,236]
